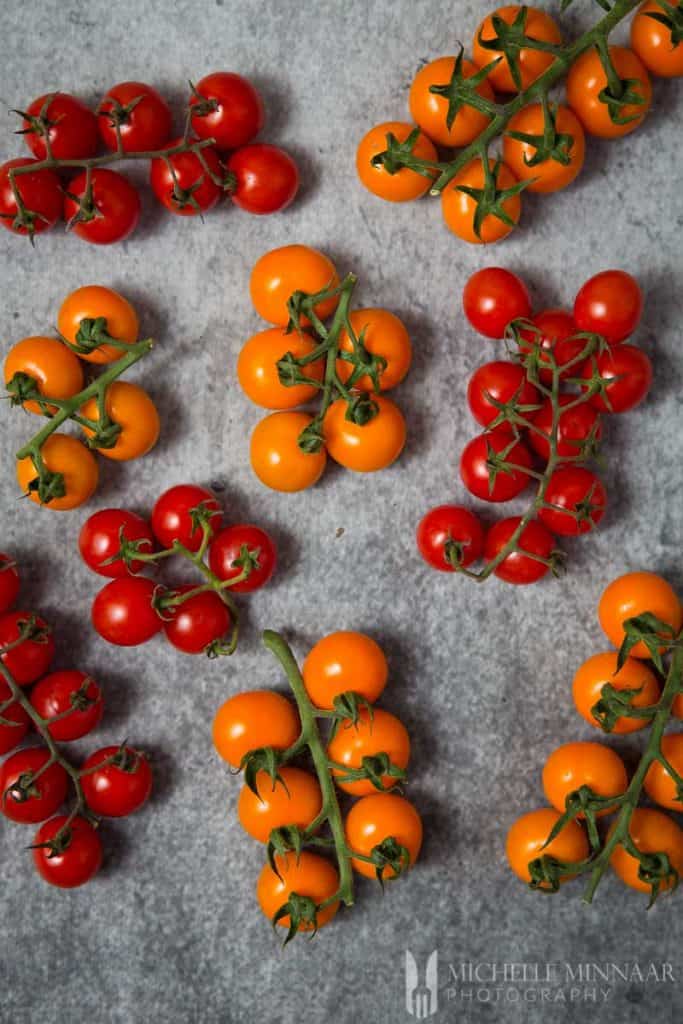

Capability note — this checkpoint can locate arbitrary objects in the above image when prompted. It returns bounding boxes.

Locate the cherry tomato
[573,270,643,345]
[237,327,324,409]
[4,336,83,416]
[598,572,682,658]
[0,158,62,237]
[250,412,327,492]
[327,707,411,796]
[0,683,30,755]
[250,245,340,326]
[163,586,231,655]
[416,505,485,571]
[336,309,412,392]
[149,138,223,216]
[610,808,683,893]
[409,56,495,146]
[91,577,163,646]
[208,524,277,593]
[542,741,628,816]
[303,631,388,710]
[212,690,300,768]
[567,46,652,138]
[151,484,221,552]
[17,434,99,511]
[81,381,160,461]
[323,395,407,473]
[345,793,423,879]
[22,93,98,160]
[503,102,585,193]
[442,158,522,244]
[463,267,531,339]
[356,121,437,202]
[226,144,299,214]
[572,651,661,732]
[467,360,540,429]
[0,554,20,613]
[64,168,141,245]
[517,308,587,382]
[32,815,103,888]
[582,345,652,414]
[474,7,562,90]
[30,670,103,742]
[538,466,606,536]
[529,395,602,461]
[257,851,339,931]
[79,508,154,578]
[0,747,68,824]
[0,611,55,685]
[506,808,588,886]
[189,72,264,151]
[460,430,533,502]
[238,765,322,842]
[57,285,139,365]
[484,516,556,584]
[80,745,152,817]
[97,81,172,152]
[644,734,683,811]
[631,0,683,77]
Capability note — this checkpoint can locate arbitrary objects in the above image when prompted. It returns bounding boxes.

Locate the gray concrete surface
[1,1,682,1022]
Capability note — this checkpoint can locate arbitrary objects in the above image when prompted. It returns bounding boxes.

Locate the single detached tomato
[249,245,340,326]
[151,484,221,552]
[506,808,588,886]
[0,611,55,685]
[644,735,683,811]
[484,516,556,585]
[208,524,277,593]
[22,92,98,160]
[0,747,68,824]
[572,651,661,732]
[81,381,160,461]
[529,395,602,461]
[91,577,163,646]
[149,138,223,216]
[0,158,62,236]
[517,308,586,382]
[631,0,683,78]
[97,81,172,152]
[80,745,152,817]
[17,433,99,511]
[250,412,327,492]
[610,808,683,893]
[79,508,154,577]
[542,741,628,816]
[327,707,411,796]
[0,554,20,613]
[212,690,300,768]
[442,158,522,244]
[416,505,485,571]
[189,72,264,151]
[503,102,585,193]
[567,46,652,138]
[32,815,103,888]
[356,121,437,202]
[474,5,562,92]
[460,430,533,502]
[409,56,495,147]
[237,327,324,409]
[598,572,682,658]
[462,267,532,339]
[4,336,84,416]
[345,793,423,879]
[226,144,299,214]
[467,360,540,429]
[257,851,339,931]
[323,395,407,473]
[303,631,388,710]
[337,309,412,392]
[57,285,139,365]
[582,345,652,414]
[162,586,231,655]
[30,670,103,741]
[238,765,323,842]
[538,466,606,536]
[64,168,141,244]
[0,686,30,755]
[573,270,643,344]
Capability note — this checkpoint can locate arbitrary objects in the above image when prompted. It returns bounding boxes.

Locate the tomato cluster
[81,484,276,656]
[417,267,653,585]
[0,554,151,888]
[0,73,299,243]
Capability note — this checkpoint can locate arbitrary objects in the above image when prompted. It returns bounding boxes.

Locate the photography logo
[405,950,439,1019]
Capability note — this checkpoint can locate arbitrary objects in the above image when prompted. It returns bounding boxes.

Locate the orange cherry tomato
[473,6,562,93]
[250,411,327,492]
[506,809,588,886]
[441,158,522,244]
[598,572,682,658]
[542,741,628,817]
[57,285,139,364]
[409,56,495,147]
[238,765,322,843]
[336,309,412,392]
[303,631,388,710]
[327,707,411,796]
[80,381,160,461]
[644,734,683,811]
[237,327,324,409]
[356,121,438,202]
[4,336,84,416]
[631,0,683,78]
[345,793,423,879]
[323,395,406,472]
[17,434,99,511]
[502,102,586,193]
[249,245,339,327]
[257,851,339,931]
[212,690,300,768]
[610,808,683,893]
[567,45,652,138]
[572,651,660,733]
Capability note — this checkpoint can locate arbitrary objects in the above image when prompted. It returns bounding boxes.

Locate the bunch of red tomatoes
[0,554,151,888]
[418,266,653,585]
[0,72,299,243]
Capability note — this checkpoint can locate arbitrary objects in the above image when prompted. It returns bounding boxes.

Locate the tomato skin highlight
[463,267,531,339]
[345,793,423,879]
[238,766,323,842]
[163,586,231,655]
[538,466,606,536]
[0,747,68,824]
[573,270,643,344]
[598,572,682,658]
[0,611,54,685]
[212,690,300,768]
[572,651,661,732]
[80,745,152,817]
[30,670,103,741]
[467,360,540,429]
[409,57,494,146]
[567,46,652,139]
[582,345,652,414]
[506,808,588,886]
[208,524,277,593]
[151,484,221,552]
[189,72,265,151]
[610,808,683,892]
[97,81,173,152]
[631,0,683,77]
[32,815,103,888]
[303,631,388,710]
[257,851,340,931]
[64,168,141,245]
[23,93,99,160]
[416,505,484,571]
[503,103,585,193]
[57,285,139,365]
[460,430,533,502]
[542,741,628,816]
[484,516,556,584]
[91,576,163,647]
[356,121,437,202]
[0,158,62,236]
[327,707,411,796]
[79,508,154,578]
[226,144,299,214]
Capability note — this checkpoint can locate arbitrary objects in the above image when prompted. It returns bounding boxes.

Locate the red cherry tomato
[30,670,103,742]
[582,344,653,413]
[163,586,232,655]
[528,395,602,460]
[416,505,484,571]
[0,158,62,236]
[97,81,172,152]
[0,747,68,824]
[80,745,152,817]
[91,577,163,647]
[463,267,532,339]
[518,308,587,382]
[460,431,533,502]
[573,270,643,345]
[467,360,540,429]
[0,680,30,754]
[0,611,54,685]
[151,484,222,552]
[538,466,606,535]
[79,508,155,578]
[150,138,224,216]
[32,815,103,888]
[484,516,557,584]
[22,93,98,160]
[208,524,277,593]
[226,144,299,214]
[189,72,265,151]
[64,168,140,244]
[0,554,20,612]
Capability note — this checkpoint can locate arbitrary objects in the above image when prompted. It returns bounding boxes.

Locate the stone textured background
[1,1,682,1021]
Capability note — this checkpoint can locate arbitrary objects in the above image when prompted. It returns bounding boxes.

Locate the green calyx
[476,5,562,91]
[645,1,683,46]
[455,158,532,240]
[428,46,500,126]
[371,128,437,179]
[505,99,575,167]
